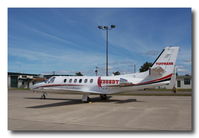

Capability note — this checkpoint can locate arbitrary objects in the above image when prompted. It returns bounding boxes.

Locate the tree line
[75,62,152,76]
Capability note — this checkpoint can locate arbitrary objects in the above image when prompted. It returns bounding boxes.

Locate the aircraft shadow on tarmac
[25,97,139,109]
[25,97,77,101]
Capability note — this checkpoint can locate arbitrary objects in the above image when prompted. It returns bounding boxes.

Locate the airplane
[31,46,179,102]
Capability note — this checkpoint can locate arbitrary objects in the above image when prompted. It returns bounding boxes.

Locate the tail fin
[151,46,179,75]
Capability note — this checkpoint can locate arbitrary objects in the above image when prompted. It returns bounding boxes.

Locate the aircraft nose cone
[30,85,36,90]
[30,82,45,90]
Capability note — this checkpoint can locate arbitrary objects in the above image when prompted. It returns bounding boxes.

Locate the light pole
[95,66,98,76]
[134,64,136,73]
[98,25,116,76]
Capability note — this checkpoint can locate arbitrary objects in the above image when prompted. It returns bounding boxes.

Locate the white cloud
[9,47,137,75]
[176,47,192,72]
[176,65,190,73]
[23,24,79,48]
[145,50,160,56]
[183,59,192,65]
[177,68,189,73]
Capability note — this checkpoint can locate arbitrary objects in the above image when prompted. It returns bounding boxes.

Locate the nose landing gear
[40,92,47,99]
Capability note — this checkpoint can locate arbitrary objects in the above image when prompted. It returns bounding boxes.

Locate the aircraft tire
[100,94,107,100]
[40,94,46,99]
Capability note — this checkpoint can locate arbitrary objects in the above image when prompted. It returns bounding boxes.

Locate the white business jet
[31,46,179,102]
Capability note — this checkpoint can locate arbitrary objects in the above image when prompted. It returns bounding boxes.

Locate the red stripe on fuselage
[136,73,172,85]
[107,73,172,87]
[36,84,83,89]
[35,74,172,89]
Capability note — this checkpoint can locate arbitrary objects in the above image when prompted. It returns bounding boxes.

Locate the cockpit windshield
[46,77,56,83]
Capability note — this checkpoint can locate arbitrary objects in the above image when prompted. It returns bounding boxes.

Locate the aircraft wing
[106,78,134,87]
[118,78,133,87]
[63,88,103,94]
[38,87,103,94]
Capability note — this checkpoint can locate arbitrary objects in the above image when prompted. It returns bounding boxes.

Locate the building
[8,72,39,89]
[158,75,192,89]
[176,75,192,89]
[8,72,72,89]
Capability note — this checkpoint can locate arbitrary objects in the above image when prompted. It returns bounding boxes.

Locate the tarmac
[8,90,192,131]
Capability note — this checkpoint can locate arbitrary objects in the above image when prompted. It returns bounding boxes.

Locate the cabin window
[69,79,72,83]
[64,79,67,83]
[74,79,77,83]
[84,79,88,83]
[90,79,93,83]
[79,79,82,83]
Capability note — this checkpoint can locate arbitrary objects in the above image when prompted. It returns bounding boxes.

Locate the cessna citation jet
[31,46,179,102]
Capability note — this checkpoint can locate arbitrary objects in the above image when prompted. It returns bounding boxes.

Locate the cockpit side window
[48,77,55,83]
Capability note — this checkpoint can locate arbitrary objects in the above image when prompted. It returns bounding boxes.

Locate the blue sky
[8,8,192,75]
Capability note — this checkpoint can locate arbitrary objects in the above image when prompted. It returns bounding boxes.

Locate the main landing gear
[82,94,90,103]
[100,94,107,100]
[40,92,47,99]
[81,94,108,103]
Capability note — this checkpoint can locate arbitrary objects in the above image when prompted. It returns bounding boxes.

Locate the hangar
[8,72,40,89]
[8,72,72,89]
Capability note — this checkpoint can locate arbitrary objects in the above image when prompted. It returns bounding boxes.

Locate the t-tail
[149,46,179,79]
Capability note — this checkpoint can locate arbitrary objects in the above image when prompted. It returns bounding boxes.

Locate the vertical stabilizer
[151,47,179,75]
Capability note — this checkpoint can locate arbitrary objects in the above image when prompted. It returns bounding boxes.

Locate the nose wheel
[40,92,47,99]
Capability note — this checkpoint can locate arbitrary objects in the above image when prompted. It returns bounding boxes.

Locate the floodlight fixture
[111,25,116,28]
[104,26,108,29]
[98,26,103,29]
